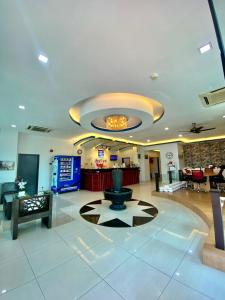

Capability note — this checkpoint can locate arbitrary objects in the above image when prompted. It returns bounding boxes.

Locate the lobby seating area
[1,182,225,300]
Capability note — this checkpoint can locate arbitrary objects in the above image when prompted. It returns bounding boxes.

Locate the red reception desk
[81,168,140,191]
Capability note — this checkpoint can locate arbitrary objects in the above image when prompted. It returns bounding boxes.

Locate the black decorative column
[210,189,225,250]
[155,173,160,192]
[168,171,173,184]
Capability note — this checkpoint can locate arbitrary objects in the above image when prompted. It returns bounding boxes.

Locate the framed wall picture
[0,161,15,171]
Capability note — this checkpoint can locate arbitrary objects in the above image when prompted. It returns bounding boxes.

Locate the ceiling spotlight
[223,115,225,118]
[38,54,48,63]
[129,135,133,138]
[178,134,183,137]
[18,105,25,110]
[164,127,169,130]
[147,139,151,142]
[150,72,159,80]
[199,42,212,54]
[11,124,16,128]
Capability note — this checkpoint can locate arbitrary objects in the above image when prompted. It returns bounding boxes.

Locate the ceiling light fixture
[178,134,183,137]
[223,115,225,118]
[38,54,48,63]
[18,105,25,110]
[129,135,133,138]
[147,139,151,142]
[11,124,16,128]
[199,42,212,54]
[105,114,128,131]
[165,127,169,130]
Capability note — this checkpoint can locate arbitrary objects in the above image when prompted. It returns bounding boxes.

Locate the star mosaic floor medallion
[80,199,158,227]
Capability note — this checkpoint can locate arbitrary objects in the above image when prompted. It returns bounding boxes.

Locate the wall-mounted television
[110,155,118,161]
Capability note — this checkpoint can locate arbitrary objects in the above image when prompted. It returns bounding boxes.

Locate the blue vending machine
[51,155,81,193]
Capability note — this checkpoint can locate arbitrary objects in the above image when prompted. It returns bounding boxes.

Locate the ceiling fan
[179,123,216,134]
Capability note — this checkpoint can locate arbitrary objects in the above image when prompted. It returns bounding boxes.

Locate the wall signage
[98,149,104,158]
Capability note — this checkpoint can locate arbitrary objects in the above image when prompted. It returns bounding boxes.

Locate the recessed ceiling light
[223,115,225,118]
[129,135,133,138]
[38,54,48,63]
[147,139,151,142]
[199,42,212,54]
[18,105,25,110]
[178,134,183,137]
[11,124,16,128]
[164,127,169,130]
[150,72,159,80]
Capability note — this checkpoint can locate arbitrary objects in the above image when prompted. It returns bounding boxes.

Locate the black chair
[1,182,17,204]
[11,192,53,240]
[210,165,225,191]
[178,170,193,189]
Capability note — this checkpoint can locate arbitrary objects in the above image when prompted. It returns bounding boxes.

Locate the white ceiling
[0,0,225,143]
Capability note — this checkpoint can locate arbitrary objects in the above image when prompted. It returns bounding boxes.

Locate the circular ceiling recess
[69,93,164,133]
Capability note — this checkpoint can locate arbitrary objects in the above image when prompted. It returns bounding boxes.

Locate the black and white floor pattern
[80,199,158,227]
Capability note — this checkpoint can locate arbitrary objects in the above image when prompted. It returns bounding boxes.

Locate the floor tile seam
[53,225,92,240]
[170,236,216,300]
[0,252,26,268]
[76,278,126,300]
[135,233,192,255]
[62,234,116,257]
[18,237,63,257]
[101,279,127,300]
[75,279,105,300]
[153,235,196,253]
[117,234,156,254]
[102,254,171,300]
[0,278,35,298]
[29,253,79,278]
[25,237,74,258]
[35,255,80,279]
[154,224,201,299]
[18,238,47,300]
[131,253,173,278]
[156,273,174,300]
[172,277,214,300]
[79,252,132,282]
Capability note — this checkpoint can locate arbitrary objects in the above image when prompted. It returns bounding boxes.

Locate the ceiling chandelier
[105,114,128,131]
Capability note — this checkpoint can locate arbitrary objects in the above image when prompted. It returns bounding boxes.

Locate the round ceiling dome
[69,93,164,133]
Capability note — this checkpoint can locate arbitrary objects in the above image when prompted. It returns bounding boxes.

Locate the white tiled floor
[0,182,225,300]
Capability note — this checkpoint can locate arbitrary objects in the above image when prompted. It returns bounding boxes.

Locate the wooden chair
[11,192,53,240]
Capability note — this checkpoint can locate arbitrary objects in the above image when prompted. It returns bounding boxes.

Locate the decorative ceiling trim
[72,133,225,147]
[69,93,164,133]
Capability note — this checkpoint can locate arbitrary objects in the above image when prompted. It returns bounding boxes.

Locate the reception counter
[81,168,140,191]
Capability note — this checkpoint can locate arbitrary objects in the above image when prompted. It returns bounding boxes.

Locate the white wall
[76,146,112,169]
[145,142,180,175]
[178,143,185,170]
[18,133,74,190]
[0,129,18,184]
[117,147,138,166]
[138,148,150,182]
[74,145,138,169]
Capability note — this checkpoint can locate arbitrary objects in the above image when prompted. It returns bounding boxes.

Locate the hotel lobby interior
[0,0,225,299]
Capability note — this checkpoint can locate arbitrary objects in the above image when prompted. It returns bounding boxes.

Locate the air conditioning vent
[199,87,225,107]
[27,125,52,133]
